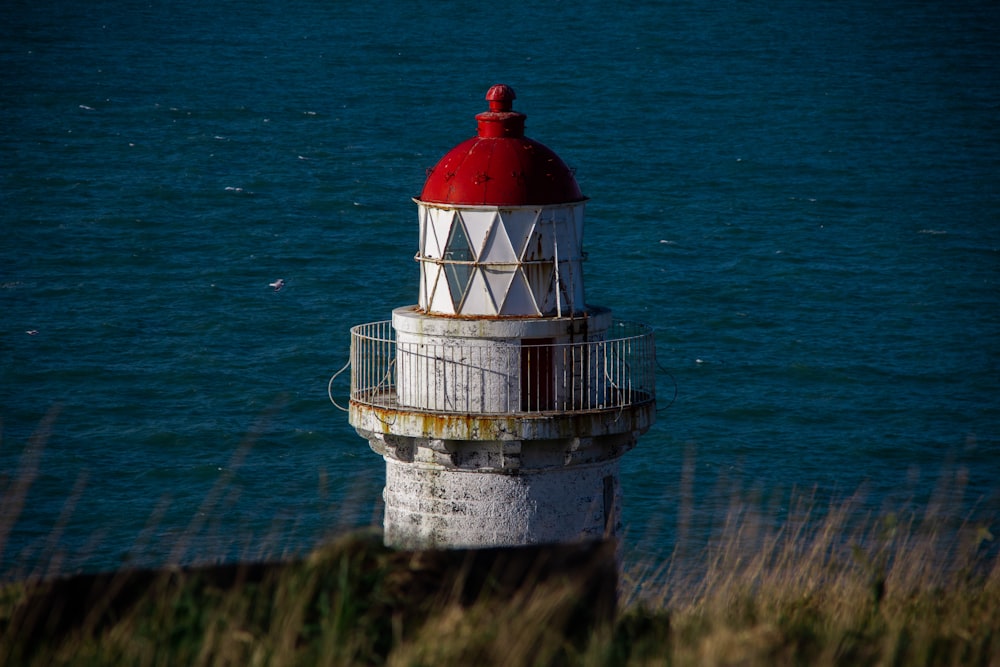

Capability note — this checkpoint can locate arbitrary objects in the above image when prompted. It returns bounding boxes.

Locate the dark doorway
[520,338,554,411]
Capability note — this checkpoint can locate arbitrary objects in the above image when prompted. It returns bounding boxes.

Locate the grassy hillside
[2,429,997,665]
[2,501,998,667]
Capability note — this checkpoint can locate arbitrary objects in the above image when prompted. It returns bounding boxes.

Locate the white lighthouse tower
[345,84,656,548]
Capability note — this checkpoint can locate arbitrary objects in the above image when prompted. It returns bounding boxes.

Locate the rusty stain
[350,399,654,443]
[410,307,570,321]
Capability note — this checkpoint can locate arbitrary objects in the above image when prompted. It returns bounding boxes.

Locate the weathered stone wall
[382,456,622,549]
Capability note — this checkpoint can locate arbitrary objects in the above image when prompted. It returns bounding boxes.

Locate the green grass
[1,531,617,666]
[2,496,997,667]
[616,491,999,667]
[2,425,997,665]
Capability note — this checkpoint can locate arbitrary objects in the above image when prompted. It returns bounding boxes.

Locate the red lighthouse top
[419,85,585,206]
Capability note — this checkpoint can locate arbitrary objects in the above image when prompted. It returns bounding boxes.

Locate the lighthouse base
[352,401,653,550]
[380,455,622,549]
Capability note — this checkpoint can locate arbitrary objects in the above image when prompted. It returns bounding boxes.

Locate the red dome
[419,85,585,206]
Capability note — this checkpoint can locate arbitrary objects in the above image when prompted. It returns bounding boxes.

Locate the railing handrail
[349,319,653,344]
[350,319,655,415]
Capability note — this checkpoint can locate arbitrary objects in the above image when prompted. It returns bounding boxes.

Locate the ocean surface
[3,0,999,576]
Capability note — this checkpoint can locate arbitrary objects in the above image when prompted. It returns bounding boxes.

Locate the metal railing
[350,319,655,415]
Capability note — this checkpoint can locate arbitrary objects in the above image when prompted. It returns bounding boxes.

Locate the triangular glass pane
[444,215,474,262]
[482,266,516,313]
[444,263,473,312]
[462,268,497,315]
[458,210,497,260]
[428,265,454,314]
[500,209,540,259]
[500,269,540,316]
[481,214,519,264]
[444,219,474,311]
[426,207,454,259]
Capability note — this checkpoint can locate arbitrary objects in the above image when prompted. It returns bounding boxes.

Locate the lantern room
[415,84,588,317]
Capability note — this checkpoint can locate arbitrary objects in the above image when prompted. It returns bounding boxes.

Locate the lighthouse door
[520,338,555,412]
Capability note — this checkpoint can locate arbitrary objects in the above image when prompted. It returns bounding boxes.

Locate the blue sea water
[2,0,999,576]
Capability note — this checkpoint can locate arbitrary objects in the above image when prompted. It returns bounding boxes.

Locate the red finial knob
[485,84,516,112]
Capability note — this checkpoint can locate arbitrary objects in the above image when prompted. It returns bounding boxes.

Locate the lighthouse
[344,85,656,549]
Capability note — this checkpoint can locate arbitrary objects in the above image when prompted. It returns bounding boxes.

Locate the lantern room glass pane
[444,219,474,310]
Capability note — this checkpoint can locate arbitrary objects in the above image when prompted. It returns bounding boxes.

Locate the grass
[2,495,996,666]
[1,424,998,665]
[617,489,999,666]
[1,532,617,666]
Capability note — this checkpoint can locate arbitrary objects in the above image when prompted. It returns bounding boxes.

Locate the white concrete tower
[346,84,656,548]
